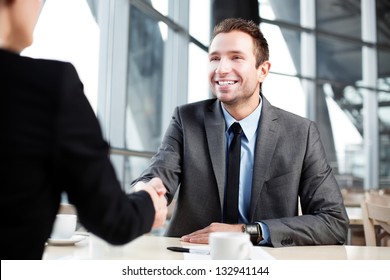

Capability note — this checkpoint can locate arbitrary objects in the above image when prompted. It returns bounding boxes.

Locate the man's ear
[257,61,271,82]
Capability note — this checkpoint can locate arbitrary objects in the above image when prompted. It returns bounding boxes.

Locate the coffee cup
[209,232,252,260]
[50,214,77,239]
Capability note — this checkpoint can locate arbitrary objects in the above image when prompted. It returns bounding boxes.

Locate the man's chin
[215,92,235,103]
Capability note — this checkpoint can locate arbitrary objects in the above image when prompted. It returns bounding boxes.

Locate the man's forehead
[209,31,255,54]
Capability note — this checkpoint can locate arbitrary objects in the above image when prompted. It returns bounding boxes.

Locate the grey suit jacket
[133,96,349,247]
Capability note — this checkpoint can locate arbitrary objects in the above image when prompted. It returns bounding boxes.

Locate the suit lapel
[205,100,226,210]
[250,96,280,220]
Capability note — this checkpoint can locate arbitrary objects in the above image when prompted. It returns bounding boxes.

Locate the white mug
[209,232,252,260]
[50,214,77,239]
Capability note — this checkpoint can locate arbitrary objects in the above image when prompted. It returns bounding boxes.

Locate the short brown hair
[211,18,269,68]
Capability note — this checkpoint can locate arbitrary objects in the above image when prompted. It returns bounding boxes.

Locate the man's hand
[180,222,243,244]
[133,177,168,229]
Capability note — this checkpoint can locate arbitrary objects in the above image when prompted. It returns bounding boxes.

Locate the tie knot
[230,122,242,135]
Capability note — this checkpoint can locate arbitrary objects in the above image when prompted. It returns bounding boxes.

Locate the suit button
[281,238,293,246]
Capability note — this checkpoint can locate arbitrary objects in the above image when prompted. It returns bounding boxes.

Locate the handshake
[132,178,168,229]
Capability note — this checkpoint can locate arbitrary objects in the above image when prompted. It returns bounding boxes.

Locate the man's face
[208,31,267,108]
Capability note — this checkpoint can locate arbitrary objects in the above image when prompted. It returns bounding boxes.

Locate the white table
[43,233,390,260]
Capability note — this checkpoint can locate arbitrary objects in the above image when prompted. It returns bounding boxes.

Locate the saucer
[47,234,86,246]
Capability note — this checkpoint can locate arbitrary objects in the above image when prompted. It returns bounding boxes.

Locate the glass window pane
[378,52,390,183]
[316,0,361,39]
[150,0,169,17]
[189,0,211,46]
[317,35,362,84]
[379,90,390,188]
[262,74,305,117]
[188,43,210,103]
[376,0,390,45]
[126,6,166,152]
[319,83,364,188]
[378,50,390,90]
[259,0,300,25]
[261,23,301,76]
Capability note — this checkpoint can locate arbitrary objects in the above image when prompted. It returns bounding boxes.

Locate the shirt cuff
[257,222,270,245]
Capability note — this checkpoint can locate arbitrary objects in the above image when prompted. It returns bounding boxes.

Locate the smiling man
[132,18,349,247]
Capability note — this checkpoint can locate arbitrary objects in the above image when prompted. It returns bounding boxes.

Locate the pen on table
[167,246,210,255]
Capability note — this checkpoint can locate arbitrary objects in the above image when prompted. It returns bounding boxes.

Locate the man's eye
[210,57,220,61]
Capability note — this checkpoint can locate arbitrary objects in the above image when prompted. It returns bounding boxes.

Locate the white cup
[209,232,252,260]
[51,214,77,239]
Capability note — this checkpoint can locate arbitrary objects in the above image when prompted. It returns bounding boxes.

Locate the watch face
[245,224,262,244]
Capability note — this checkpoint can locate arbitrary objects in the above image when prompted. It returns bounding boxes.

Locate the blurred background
[23,0,390,192]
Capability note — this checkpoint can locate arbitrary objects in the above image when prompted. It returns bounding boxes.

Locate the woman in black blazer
[0,0,167,259]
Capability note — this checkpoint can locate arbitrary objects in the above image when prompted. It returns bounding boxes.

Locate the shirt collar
[221,96,262,141]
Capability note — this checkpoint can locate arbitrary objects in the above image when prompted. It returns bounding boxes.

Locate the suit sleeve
[131,106,183,204]
[55,63,155,244]
[263,122,349,246]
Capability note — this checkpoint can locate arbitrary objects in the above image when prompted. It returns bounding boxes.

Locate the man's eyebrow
[208,50,245,56]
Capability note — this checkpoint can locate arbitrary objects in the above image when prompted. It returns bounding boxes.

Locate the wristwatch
[242,223,263,245]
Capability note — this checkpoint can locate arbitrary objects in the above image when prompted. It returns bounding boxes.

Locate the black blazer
[0,49,154,259]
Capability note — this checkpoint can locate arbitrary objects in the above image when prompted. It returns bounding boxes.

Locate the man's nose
[215,58,231,74]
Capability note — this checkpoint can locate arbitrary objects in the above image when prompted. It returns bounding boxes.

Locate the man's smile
[215,79,239,87]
